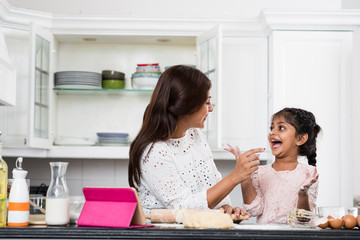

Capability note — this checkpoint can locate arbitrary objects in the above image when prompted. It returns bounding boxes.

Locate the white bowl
[132,77,158,90]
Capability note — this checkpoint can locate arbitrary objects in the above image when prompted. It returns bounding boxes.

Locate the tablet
[77,187,147,228]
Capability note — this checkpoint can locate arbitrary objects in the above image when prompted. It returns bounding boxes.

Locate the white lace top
[243,162,318,224]
[137,128,231,213]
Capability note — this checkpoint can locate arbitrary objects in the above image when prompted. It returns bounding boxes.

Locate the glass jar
[0,131,8,227]
[45,162,70,225]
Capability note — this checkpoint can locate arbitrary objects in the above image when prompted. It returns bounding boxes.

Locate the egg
[327,215,335,220]
[316,217,329,229]
[356,215,360,227]
[329,218,344,229]
[342,215,357,229]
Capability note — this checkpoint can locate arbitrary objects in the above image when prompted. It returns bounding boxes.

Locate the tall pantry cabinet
[267,26,356,206]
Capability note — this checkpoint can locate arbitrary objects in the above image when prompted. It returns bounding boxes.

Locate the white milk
[45,198,70,225]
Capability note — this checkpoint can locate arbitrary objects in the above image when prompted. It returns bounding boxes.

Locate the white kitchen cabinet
[0,24,55,150]
[0,18,269,160]
[268,30,354,207]
[1,32,197,156]
[0,25,16,106]
[29,24,55,148]
[220,36,268,157]
[1,18,232,158]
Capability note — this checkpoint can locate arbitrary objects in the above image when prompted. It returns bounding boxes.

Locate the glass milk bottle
[45,162,70,225]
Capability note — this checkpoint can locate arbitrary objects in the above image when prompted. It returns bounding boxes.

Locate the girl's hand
[219,204,251,218]
[299,168,319,195]
[224,144,264,184]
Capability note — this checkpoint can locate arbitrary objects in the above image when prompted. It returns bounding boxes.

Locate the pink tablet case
[77,187,150,228]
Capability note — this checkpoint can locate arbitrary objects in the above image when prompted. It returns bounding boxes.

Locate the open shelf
[53,88,153,95]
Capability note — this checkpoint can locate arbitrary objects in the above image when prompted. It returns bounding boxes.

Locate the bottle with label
[8,157,29,227]
[46,162,70,225]
[0,131,8,227]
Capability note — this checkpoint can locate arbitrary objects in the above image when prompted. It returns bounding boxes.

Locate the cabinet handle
[24,138,27,145]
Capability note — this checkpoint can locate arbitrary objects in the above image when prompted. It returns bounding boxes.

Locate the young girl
[226,107,321,224]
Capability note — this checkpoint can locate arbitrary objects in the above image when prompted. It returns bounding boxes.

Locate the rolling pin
[145,209,249,223]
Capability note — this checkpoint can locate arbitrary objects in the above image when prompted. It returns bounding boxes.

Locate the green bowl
[102,70,125,80]
[102,80,125,89]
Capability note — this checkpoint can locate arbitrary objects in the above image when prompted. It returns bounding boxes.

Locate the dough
[182,210,234,229]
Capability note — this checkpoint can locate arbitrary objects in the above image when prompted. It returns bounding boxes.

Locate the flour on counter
[234,223,317,231]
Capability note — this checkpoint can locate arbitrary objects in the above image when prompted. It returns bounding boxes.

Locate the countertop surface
[1,223,360,239]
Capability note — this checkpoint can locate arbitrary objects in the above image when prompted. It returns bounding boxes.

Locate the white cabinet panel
[0,24,54,149]
[197,25,222,149]
[0,27,31,147]
[28,24,55,148]
[221,37,268,152]
[269,31,353,207]
[0,25,16,106]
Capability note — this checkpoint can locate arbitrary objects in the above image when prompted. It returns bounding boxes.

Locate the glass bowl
[316,207,358,219]
[69,196,85,224]
[287,208,316,228]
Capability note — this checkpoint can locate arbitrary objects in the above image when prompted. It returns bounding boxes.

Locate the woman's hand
[206,145,264,209]
[224,144,264,184]
[299,168,319,195]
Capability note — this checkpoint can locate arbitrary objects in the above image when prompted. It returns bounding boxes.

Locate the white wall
[352,28,360,206]
[342,0,360,9]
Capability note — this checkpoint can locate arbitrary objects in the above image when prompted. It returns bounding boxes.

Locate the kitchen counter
[1,223,360,240]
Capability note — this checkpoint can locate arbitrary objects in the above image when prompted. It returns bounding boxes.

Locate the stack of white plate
[96,132,129,146]
[55,71,102,89]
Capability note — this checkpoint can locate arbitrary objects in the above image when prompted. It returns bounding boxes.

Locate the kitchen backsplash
[5,157,129,196]
[4,157,244,207]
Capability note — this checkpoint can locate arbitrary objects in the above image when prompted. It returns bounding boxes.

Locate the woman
[128,65,263,216]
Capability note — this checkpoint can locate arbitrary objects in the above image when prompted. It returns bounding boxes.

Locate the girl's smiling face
[268,116,307,159]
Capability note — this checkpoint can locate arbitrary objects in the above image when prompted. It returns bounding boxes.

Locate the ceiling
[6,0,352,19]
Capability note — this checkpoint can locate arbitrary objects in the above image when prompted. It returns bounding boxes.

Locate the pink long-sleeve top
[243,162,318,224]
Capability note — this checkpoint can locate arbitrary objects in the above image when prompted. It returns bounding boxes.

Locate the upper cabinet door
[221,37,268,152]
[27,24,54,148]
[0,25,16,106]
[196,25,222,149]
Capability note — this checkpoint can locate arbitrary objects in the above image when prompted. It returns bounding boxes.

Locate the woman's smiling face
[187,90,213,129]
[268,116,303,158]
[181,90,213,129]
